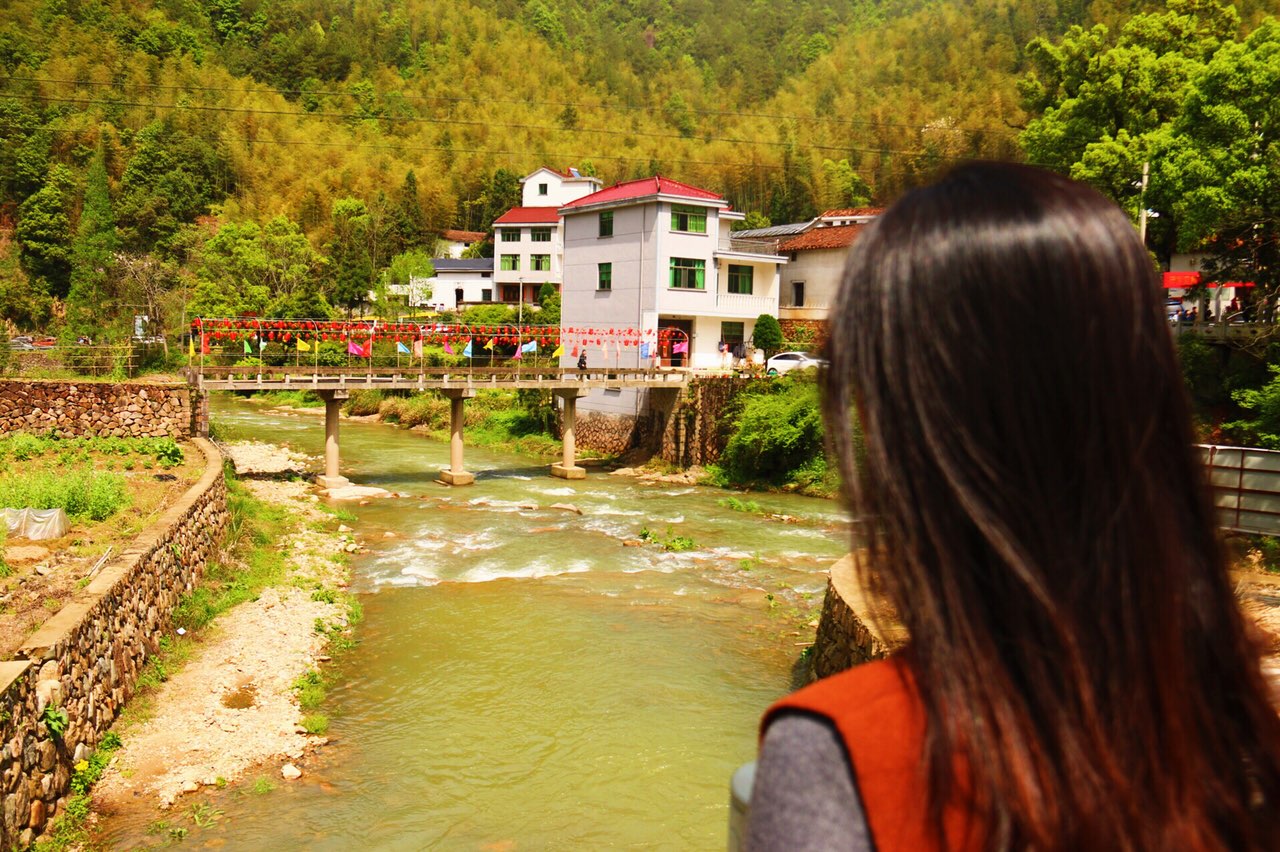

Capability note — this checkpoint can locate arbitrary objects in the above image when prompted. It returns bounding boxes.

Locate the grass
[32,732,122,851]
[245,389,325,408]
[300,713,329,735]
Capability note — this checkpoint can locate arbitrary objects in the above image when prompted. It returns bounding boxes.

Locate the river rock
[281,764,302,780]
[337,524,353,533]
[549,503,583,515]
[610,468,637,476]
[322,484,391,501]
[622,540,644,547]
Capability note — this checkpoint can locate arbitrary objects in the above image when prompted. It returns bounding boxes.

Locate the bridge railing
[189,364,690,388]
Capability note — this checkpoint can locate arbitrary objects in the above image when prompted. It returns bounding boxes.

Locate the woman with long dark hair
[746,162,1280,850]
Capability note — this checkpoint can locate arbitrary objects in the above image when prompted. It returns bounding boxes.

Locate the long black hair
[822,161,1280,849]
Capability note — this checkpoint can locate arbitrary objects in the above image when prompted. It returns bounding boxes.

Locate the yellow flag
[188,337,195,357]
[483,338,495,350]
[297,337,311,352]
[552,343,564,357]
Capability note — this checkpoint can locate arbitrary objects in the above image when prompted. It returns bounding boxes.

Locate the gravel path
[95,447,360,809]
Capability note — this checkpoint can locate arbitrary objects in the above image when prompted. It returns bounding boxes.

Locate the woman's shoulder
[765,657,917,731]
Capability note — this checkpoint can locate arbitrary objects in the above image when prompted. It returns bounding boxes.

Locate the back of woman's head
[823,161,1280,850]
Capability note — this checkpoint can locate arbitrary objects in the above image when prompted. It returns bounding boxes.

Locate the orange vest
[763,658,984,852]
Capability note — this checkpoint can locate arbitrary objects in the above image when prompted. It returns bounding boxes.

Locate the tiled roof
[562,176,724,209]
[732,221,813,239]
[779,223,867,252]
[493,206,561,225]
[819,207,884,219]
[441,229,486,242]
[431,258,494,272]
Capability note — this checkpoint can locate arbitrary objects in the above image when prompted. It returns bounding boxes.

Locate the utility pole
[1138,161,1150,245]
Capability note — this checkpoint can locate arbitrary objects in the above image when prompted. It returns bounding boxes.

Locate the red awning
[1161,271,1255,289]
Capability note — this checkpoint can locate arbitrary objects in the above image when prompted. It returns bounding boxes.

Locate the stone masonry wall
[807,555,906,682]
[0,380,192,439]
[659,377,769,468]
[779,318,829,351]
[0,439,227,848]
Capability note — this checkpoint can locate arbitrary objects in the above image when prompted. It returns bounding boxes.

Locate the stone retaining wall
[807,555,906,681]
[0,380,192,439]
[0,439,227,848]
[659,377,768,468]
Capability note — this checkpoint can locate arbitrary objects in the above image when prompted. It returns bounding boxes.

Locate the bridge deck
[190,366,689,392]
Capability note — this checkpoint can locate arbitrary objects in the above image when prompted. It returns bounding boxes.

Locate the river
[101,396,849,849]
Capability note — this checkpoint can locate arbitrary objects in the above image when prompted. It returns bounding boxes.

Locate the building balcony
[715,292,779,315]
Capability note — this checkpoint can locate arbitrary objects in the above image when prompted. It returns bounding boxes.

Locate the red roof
[819,207,883,219]
[562,176,724,209]
[442,229,486,242]
[493,206,560,225]
[779,223,867,252]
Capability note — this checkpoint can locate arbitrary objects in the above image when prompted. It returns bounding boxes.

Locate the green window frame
[671,204,707,234]
[500,254,520,271]
[530,227,551,242]
[531,254,551,272]
[599,211,614,238]
[669,257,705,289]
[727,264,754,294]
[500,228,520,241]
[720,321,745,344]
[598,263,612,291]
[481,289,492,302]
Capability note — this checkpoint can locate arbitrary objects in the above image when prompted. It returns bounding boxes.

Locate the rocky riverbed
[93,443,361,812]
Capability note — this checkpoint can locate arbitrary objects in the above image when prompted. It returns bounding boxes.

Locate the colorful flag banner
[512,348,523,360]
[259,336,267,353]
[397,341,411,355]
[673,341,689,354]
[639,342,650,359]
[413,339,424,358]
[188,338,195,358]
[520,340,537,354]
[347,340,364,356]
[443,340,454,355]
[243,339,252,355]
[483,338,495,351]
[552,343,564,357]
[462,339,473,358]
[297,338,311,352]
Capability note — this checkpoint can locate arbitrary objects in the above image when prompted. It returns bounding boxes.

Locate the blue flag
[639,342,651,359]
[462,339,473,358]
[396,341,411,355]
[520,340,537,354]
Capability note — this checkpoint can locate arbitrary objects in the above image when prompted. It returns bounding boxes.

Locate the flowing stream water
[101,397,849,850]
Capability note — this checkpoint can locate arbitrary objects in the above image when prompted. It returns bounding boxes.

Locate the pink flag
[443,340,454,355]
[512,348,523,360]
[347,340,363,356]
[413,339,424,358]
[673,341,689,354]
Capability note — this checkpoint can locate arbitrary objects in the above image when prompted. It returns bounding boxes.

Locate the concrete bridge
[187,365,688,486]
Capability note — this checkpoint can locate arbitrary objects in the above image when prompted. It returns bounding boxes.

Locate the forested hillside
[0,0,1274,337]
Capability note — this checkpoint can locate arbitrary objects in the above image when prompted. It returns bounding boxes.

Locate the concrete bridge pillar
[316,390,351,489]
[551,388,589,480]
[440,389,476,486]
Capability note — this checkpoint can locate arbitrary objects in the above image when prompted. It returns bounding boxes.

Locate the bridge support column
[551,388,589,480]
[440,389,476,486]
[316,390,350,489]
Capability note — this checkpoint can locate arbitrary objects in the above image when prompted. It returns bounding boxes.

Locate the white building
[408,258,495,311]
[438,229,487,259]
[558,175,787,416]
[1164,252,1252,319]
[490,167,603,306]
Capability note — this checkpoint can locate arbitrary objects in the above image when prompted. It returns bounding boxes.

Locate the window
[530,227,551,242]
[599,211,614,238]
[538,183,548,196]
[720,321,745,346]
[671,204,707,234]
[598,263,612,291]
[500,228,520,242]
[531,254,551,272]
[481,289,492,302]
[500,255,520,271]
[792,281,805,307]
[728,265,754,294]
[669,257,705,289]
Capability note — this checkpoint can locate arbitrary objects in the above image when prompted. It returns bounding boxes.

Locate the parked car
[765,351,827,376]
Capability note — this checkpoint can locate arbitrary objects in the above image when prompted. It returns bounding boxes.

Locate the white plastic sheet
[4,507,69,541]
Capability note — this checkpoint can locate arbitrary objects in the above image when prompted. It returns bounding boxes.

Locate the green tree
[327,198,373,312]
[16,164,75,298]
[752,313,784,356]
[395,170,428,248]
[1160,19,1280,304]
[67,145,118,335]
[376,248,434,317]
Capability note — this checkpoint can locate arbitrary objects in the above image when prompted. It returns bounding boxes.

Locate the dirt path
[95,445,362,810]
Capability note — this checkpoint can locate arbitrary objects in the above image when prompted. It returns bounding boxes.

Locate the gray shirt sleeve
[744,710,873,852]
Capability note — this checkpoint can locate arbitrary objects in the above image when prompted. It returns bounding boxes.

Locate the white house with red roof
[490,167,603,305]
[438,229,488,258]
[773,208,882,325]
[557,175,787,415]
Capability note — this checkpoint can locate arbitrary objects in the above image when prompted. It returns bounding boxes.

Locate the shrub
[717,374,828,486]
[345,389,385,416]
[154,438,184,468]
[751,314,784,356]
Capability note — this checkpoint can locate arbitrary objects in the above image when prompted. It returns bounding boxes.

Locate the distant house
[410,258,495,311]
[558,175,787,415]
[490,167,603,306]
[770,208,882,336]
[439,229,488,259]
[1164,252,1252,318]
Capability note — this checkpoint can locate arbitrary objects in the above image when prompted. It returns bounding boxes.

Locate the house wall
[419,272,495,310]
[521,170,600,208]
[494,224,560,293]
[780,247,847,318]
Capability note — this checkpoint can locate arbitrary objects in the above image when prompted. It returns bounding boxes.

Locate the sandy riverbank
[94,442,362,811]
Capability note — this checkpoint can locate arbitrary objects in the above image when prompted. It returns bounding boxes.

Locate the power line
[3,74,1023,138]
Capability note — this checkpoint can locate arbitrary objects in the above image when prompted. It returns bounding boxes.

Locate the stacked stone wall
[0,380,191,438]
[779,318,828,350]
[807,555,906,682]
[0,439,227,848]
[659,377,769,468]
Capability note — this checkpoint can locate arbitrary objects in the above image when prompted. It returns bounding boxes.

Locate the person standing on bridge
[746,162,1280,851]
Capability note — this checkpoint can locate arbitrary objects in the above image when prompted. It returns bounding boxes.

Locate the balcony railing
[716,292,778,313]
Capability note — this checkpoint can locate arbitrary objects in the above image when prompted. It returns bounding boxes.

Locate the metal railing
[1201,444,1280,536]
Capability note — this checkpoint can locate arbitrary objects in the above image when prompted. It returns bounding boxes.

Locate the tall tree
[395,170,428,248]
[67,145,118,335]
[15,164,75,298]
[327,198,373,312]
